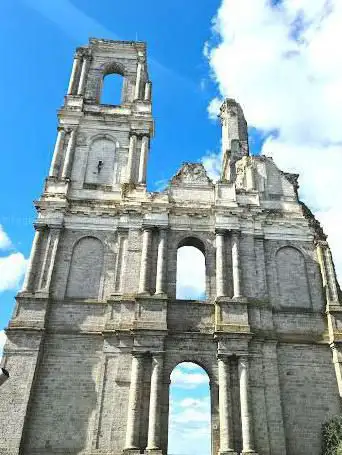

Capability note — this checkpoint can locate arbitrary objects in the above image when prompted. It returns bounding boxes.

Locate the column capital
[217,353,230,362]
[150,352,164,362]
[238,353,250,361]
[131,351,147,359]
[315,239,329,248]
[132,132,150,140]
[57,126,65,133]
[157,226,169,233]
[33,223,47,232]
[48,224,64,232]
[141,225,154,232]
[238,357,249,368]
[216,229,228,236]
[65,126,77,134]
[77,48,92,59]
[229,229,241,237]
[129,131,139,138]
[117,226,129,235]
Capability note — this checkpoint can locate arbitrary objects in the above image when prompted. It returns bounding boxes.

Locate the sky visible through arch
[169,363,211,455]
[1,1,342,452]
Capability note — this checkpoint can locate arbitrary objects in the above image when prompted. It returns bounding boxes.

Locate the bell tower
[47,38,154,196]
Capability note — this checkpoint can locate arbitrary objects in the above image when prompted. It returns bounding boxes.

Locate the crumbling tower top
[219,98,249,181]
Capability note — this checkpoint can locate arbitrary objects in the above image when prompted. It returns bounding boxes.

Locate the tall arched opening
[168,362,211,455]
[101,73,124,105]
[176,237,207,300]
[97,61,126,105]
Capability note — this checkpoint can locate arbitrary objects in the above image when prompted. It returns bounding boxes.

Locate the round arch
[97,62,126,105]
[101,61,126,77]
[167,359,213,384]
[87,133,119,148]
[178,235,206,254]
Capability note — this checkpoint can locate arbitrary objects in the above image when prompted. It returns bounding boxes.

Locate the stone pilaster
[125,352,145,450]
[324,247,339,303]
[61,128,77,179]
[139,227,152,294]
[262,342,286,455]
[126,133,137,183]
[331,343,342,398]
[217,355,237,455]
[67,52,82,95]
[316,240,339,304]
[216,230,226,298]
[77,53,90,96]
[254,235,268,300]
[41,227,61,292]
[238,356,258,455]
[245,159,255,191]
[138,135,149,184]
[49,127,65,178]
[231,230,243,299]
[147,353,164,451]
[155,229,167,295]
[144,81,152,101]
[134,60,143,100]
[21,225,44,293]
[114,228,128,294]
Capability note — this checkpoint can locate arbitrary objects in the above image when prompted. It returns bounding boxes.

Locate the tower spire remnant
[219,98,249,182]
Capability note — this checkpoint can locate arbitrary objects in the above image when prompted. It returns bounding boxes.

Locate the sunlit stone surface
[0,39,341,455]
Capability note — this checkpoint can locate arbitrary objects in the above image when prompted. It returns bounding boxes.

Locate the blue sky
[1,1,342,454]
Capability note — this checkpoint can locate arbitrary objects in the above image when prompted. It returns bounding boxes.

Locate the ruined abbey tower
[1,38,342,455]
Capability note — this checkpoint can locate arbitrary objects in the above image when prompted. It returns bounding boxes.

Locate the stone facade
[0,38,342,455]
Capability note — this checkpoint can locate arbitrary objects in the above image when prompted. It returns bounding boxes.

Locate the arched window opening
[176,239,206,300]
[101,73,124,105]
[168,362,211,455]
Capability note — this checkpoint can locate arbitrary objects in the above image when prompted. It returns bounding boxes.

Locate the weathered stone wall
[0,38,341,455]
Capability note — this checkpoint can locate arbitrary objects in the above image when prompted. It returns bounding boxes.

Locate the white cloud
[0,252,28,293]
[171,367,209,388]
[179,397,209,409]
[169,393,211,454]
[0,330,7,361]
[176,246,206,299]
[206,0,342,281]
[207,97,223,120]
[0,226,28,292]
[177,362,202,372]
[0,225,12,250]
[172,407,210,424]
[201,151,222,181]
